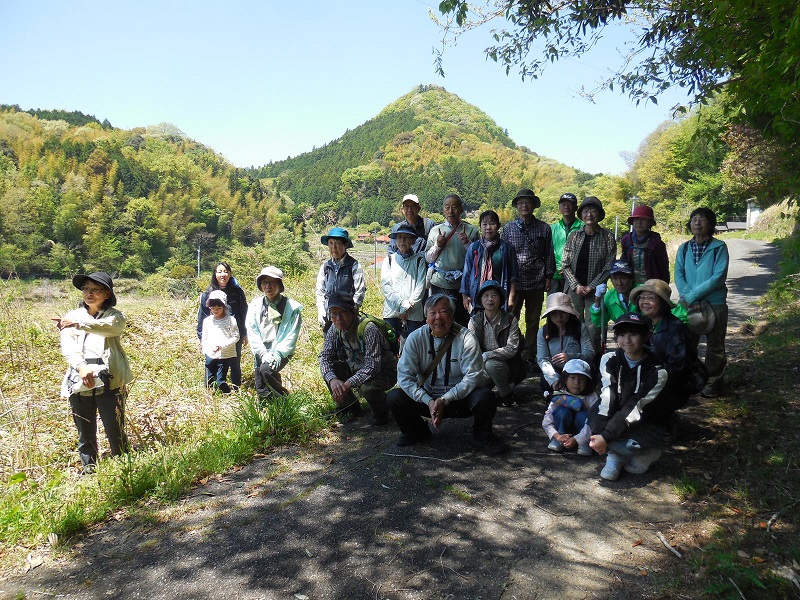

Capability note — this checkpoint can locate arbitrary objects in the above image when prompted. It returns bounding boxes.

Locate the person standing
[197,262,248,388]
[620,205,670,284]
[55,272,132,475]
[460,210,518,314]
[561,196,617,355]
[388,194,435,255]
[425,194,480,326]
[381,224,428,343]
[675,207,729,397]
[200,290,240,394]
[315,227,365,331]
[550,193,583,294]
[501,188,555,366]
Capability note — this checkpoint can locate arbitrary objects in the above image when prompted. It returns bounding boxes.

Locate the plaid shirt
[689,239,711,265]
[561,225,617,290]
[501,217,555,291]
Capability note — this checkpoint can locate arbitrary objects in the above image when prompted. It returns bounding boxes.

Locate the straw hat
[542,292,580,319]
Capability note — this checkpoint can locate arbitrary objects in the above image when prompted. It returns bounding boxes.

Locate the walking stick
[600,292,607,355]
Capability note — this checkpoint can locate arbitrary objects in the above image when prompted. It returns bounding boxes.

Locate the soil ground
[0,238,781,600]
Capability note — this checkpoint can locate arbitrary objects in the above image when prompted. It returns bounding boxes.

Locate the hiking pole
[600,291,607,355]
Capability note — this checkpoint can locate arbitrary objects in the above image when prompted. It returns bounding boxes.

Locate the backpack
[356,314,400,357]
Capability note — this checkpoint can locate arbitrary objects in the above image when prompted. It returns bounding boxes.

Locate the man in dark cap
[550,192,583,294]
[318,295,398,425]
[500,188,555,369]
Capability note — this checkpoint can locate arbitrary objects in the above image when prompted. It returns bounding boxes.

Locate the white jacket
[381,251,428,322]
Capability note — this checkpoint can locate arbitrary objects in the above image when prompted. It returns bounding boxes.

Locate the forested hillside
[0,107,299,278]
[254,84,597,229]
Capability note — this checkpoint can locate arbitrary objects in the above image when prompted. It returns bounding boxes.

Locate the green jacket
[550,218,583,280]
[590,286,689,328]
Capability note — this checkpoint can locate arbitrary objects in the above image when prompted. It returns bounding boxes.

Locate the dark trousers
[255,356,289,398]
[384,317,424,342]
[387,386,497,440]
[69,388,129,467]
[430,285,470,327]
[330,361,392,421]
[205,356,233,392]
[512,288,545,360]
[229,339,243,387]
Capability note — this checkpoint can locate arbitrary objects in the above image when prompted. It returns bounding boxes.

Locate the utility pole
[197,245,201,278]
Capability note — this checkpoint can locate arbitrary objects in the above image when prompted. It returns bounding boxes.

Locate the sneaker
[472,433,507,455]
[80,464,96,476]
[577,444,593,456]
[396,428,432,447]
[701,385,720,398]
[547,438,564,452]
[623,448,663,474]
[600,452,625,480]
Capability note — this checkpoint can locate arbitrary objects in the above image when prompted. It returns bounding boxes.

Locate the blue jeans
[551,404,587,436]
[205,356,233,392]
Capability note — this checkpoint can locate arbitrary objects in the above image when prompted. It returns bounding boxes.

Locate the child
[381,224,428,343]
[201,290,240,393]
[315,227,365,331]
[542,359,598,455]
[589,313,669,480]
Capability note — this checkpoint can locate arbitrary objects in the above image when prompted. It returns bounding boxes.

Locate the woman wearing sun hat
[315,227,365,331]
[620,205,670,284]
[536,292,594,396]
[54,272,132,475]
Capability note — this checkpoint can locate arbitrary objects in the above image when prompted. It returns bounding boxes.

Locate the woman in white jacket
[381,224,428,343]
[54,272,132,475]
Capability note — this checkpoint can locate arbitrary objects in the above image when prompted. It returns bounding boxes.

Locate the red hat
[628,205,656,225]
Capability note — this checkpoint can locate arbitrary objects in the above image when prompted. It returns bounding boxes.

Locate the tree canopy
[436,1,800,198]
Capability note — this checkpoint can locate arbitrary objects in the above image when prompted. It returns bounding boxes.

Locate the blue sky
[1,0,691,176]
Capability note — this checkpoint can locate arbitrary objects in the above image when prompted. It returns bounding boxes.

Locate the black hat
[389,224,420,240]
[613,312,650,332]
[72,272,117,306]
[476,279,506,306]
[578,196,605,221]
[512,188,541,208]
[327,293,356,314]
[609,259,634,276]
[559,192,578,204]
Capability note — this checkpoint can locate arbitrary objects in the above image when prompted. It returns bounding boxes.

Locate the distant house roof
[376,235,391,244]
[356,233,372,240]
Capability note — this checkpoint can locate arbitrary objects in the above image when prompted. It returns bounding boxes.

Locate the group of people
[56,189,730,482]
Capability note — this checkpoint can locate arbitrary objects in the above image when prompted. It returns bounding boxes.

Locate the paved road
[1,239,780,600]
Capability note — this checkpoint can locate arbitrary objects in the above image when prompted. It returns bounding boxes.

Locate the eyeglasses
[81,287,106,294]
[638,293,659,301]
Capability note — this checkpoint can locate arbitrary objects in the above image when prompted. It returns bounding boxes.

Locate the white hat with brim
[687,301,716,335]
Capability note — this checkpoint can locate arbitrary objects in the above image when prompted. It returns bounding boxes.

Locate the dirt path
[1,239,780,600]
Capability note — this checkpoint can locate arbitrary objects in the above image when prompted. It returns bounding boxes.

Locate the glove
[595,283,607,297]
[260,353,282,372]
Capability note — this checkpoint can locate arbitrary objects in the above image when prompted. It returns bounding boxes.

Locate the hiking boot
[577,443,593,456]
[600,452,625,480]
[473,433,507,455]
[623,448,663,474]
[547,438,564,452]
[396,428,432,447]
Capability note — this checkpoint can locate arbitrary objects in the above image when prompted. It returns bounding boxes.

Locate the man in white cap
[388,193,435,255]
[245,266,303,398]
